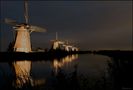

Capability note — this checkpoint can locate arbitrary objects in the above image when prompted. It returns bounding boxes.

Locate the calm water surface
[0,54,132,90]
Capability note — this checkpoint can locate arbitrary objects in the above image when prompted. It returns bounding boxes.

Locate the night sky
[0,1,132,51]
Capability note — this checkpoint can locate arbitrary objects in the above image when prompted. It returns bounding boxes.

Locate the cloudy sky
[0,1,132,51]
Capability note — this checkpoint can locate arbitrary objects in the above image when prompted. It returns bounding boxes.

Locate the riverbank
[0,50,132,61]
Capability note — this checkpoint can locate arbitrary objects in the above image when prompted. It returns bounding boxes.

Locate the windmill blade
[29,25,47,32]
[50,40,55,43]
[55,32,58,40]
[24,0,29,24]
[4,18,18,25]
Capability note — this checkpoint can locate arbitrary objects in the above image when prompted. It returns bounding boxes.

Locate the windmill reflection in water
[52,54,78,75]
[11,60,33,88]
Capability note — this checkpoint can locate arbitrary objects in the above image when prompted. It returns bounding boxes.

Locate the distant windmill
[50,32,65,50]
[5,0,46,53]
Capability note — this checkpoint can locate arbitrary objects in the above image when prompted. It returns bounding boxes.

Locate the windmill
[50,32,64,50]
[5,0,46,53]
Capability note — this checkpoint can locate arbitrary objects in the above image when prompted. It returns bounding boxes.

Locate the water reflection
[9,54,78,89]
[52,54,78,74]
[0,53,132,90]
[10,60,47,89]
[11,60,33,88]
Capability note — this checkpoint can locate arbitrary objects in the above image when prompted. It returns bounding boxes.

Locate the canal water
[0,54,132,90]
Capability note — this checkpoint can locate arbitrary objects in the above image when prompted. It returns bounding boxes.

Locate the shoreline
[0,50,132,62]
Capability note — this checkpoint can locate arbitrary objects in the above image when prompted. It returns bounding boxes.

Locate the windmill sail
[29,25,46,32]
[24,0,29,24]
[5,18,17,25]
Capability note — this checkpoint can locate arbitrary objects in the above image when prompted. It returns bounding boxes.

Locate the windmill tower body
[13,25,31,52]
[53,41,59,50]
[53,32,59,50]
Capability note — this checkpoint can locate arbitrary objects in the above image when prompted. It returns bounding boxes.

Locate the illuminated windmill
[5,0,46,53]
[51,32,64,50]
